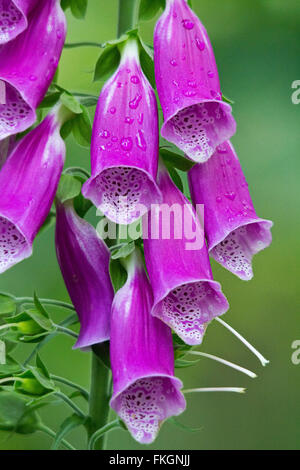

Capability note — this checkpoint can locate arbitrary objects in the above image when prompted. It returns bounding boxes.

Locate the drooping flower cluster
[0,0,272,447]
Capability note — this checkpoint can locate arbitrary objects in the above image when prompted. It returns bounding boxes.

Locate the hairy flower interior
[0,216,30,273]
[211,222,272,281]
[0,82,33,139]
[116,377,182,444]
[0,0,24,43]
[158,281,227,345]
[94,166,158,224]
[165,102,235,163]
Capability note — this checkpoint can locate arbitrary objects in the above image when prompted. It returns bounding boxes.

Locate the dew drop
[110,107,116,114]
[216,196,222,203]
[138,113,144,125]
[188,80,197,88]
[120,137,133,151]
[195,37,205,51]
[125,116,134,124]
[131,75,140,84]
[99,130,110,139]
[224,192,236,201]
[207,71,215,78]
[29,75,37,81]
[183,90,196,97]
[170,59,178,67]
[129,94,142,109]
[182,19,194,30]
[136,130,147,151]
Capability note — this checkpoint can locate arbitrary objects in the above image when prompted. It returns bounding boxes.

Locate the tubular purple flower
[0,0,38,44]
[55,201,113,349]
[143,164,229,345]
[82,38,161,224]
[110,250,186,444]
[0,0,66,140]
[188,141,273,280]
[0,104,68,274]
[154,0,236,163]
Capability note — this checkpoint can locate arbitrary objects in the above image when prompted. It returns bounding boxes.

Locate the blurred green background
[1,0,300,450]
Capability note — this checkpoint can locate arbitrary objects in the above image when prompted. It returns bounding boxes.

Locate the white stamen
[188,351,257,379]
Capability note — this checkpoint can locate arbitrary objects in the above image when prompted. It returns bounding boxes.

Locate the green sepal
[0,391,41,434]
[14,356,58,398]
[111,241,136,260]
[56,174,82,204]
[70,0,87,19]
[109,259,128,293]
[139,0,162,21]
[71,105,92,147]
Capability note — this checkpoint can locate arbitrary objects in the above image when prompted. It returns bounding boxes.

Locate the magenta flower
[55,201,113,349]
[143,164,229,345]
[154,0,236,162]
[110,250,186,444]
[0,0,38,44]
[188,141,273,280]
[0,105,67,274]
[0,0,66,140]
[82,39,161,224]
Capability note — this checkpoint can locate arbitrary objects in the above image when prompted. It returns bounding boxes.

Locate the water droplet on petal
[125,116,134,124]
[136,130,147,151]
[183,90,197,97]
[207,71,215,78]
[110,107,116,114]
[188,80,197,88]
[130,75,140,84]
[224,192,236,201]
[120,137,133,151]
[216,196,222,203]
[182,19,194,30]
[170,59,178,67]
[29,75,37,81]
[138,113,144,125]
[99,130,110,139]
[195,37,205,51]
[129,94,142,109]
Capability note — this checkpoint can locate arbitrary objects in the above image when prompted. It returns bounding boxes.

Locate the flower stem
[88,419,121,450]
[56,325,78,339]
[86,352,111,450]
[55,391,86,419]
[64,42,104,49]
[51,375,89,401]
[17,297,75,312]
[117,0,138,37]
[37,423,76,450]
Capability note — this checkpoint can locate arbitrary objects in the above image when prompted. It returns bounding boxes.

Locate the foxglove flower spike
[110,250,186,444]
[154,0,236,162]
[0,0,38,44]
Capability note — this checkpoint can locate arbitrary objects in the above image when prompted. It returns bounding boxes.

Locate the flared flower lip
[110,372,185,412]
[0,212,32,274]
[82,164,162,224]
[208,216,274,252]
[0,76,36,138]
[0,1,28,44]
[152,277,229,321]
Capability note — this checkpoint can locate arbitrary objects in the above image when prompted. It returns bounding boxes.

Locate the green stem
[64,42,104,49]
[117,0,138,37]
[37,423,76,450]
[55,392,86,419]
[88,419,120,450]
[87,353,111,450]
[51,375,89,401]
[17,297,75,312]
[56,325,78,339]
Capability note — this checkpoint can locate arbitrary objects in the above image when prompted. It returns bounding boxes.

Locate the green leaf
[36,354,50,379]
[33,292,49,319]
[174,358,200,368]
[0,392,41,434]
[60,119,74,140]
[94,45,120,82]
[60,92,82,114]
[61,0,71,11]
[72,105,92,147]
[111,242,135,260]
[56,174,82,204]
[139,0,162,21]
[160,148,196,172]
[51,414,85,450]
[38,211,56,235]
[39,91,61,109]
[167,166,184,192]
[169,416,202,433]
[109,259,127,293]
[73,176,93,218]
[139,44,156,89]
[0,356,22,378]
[0,294,16,317]
[70,0,87,19]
